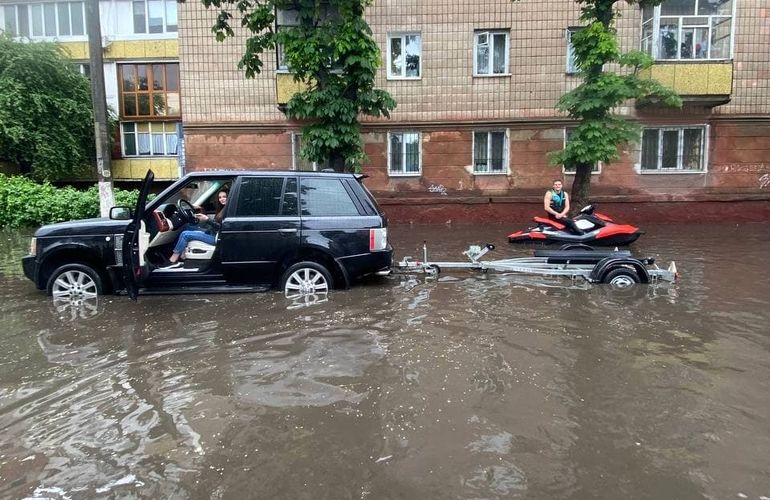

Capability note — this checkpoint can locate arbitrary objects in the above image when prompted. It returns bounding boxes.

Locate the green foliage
[550,1,682,178]
[0,35,96,181]
[187,0,396,172]
[0,174,144,228]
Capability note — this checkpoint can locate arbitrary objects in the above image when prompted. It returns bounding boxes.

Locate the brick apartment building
[7,0,765,220]
[178,0,770,221]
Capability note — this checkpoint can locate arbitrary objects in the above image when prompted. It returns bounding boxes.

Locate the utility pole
[86,0,115,216]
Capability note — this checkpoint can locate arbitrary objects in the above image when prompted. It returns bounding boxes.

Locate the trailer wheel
[426,264,441,276]
[603,268,640,288]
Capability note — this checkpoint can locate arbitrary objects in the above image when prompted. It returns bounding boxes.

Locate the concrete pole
[86,0,115,217]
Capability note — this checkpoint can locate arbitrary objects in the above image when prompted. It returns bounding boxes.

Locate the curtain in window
[390,37,402,76]
[682,129,703,170]
[390,134,403,172]
[661,130,679,169]
[474,132,488,171]
[476,35,489,75]
[492,34,506,74]
[641,130,659,170]
[137,133,151,155]
[404,133,419,172]
[489,132,505,171]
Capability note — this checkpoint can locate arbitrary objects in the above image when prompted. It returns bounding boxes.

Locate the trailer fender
[590,257,650,284]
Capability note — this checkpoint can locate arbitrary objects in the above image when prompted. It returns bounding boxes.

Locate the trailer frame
[395,243,678,287]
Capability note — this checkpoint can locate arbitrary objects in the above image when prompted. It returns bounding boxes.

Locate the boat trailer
[396,243,678,287]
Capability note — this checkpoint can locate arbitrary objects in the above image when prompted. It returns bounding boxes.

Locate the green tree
[0,35,95,181]
[550,0,681,210]
[189,0,395,172]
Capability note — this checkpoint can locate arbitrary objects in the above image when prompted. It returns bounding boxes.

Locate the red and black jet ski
[508,205,643,246]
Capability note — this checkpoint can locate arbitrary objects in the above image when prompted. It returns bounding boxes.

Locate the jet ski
[507,205,643,246]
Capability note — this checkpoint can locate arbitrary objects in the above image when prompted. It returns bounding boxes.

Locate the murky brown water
[1,223,769,500]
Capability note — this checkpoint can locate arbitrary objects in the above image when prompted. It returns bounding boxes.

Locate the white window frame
[121,121,180,157]
[473,30,510,77]
[387,131,422,177]
[386,32,422,80]
[3,1,87,40]
[472,130,509,175]
[291,132,328,171]
[640,0,736,61]
[638,125,708,174]
[132,0,178,35]
[566,27,582,74]
[563,128,601,175]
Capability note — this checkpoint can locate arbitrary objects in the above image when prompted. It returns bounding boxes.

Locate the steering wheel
[177,199,198,224]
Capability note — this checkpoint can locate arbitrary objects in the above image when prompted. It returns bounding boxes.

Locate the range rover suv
[22,170,393,300]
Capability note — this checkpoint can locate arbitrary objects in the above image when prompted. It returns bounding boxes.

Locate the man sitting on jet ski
[544,179,583,234]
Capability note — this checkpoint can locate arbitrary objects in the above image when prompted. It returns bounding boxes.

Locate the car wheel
[46,263,103,298]
[603,267,640,289]
[281,261,332,298]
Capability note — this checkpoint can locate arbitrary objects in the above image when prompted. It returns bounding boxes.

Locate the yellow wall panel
[646,62,733,96]
[60,42,88,60]
[276,74,310,104]
[707,64,733,94]
[113,159,178,180]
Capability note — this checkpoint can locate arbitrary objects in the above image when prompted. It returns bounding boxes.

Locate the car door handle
[278,228,298,234]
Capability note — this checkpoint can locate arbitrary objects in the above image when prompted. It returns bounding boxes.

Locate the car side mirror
[110,206,132,220]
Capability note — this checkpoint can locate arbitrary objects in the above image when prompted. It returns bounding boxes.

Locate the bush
[0,174,146,228]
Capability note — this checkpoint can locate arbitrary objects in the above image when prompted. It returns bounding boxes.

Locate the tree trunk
[570,162,593,214]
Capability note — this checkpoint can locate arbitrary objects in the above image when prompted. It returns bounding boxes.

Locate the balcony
[639,61,733,107]
[275,73,311,107]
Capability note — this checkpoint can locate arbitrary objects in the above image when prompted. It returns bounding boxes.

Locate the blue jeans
[173,230,216,255]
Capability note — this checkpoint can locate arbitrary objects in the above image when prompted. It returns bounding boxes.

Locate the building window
[388,132,421,176]
[275,9,299,71]
[121,122,179,157]
[566,27,582,74]
[474,30,509,76]
[118,63,180,118]
[640,126,706,172]
[132,0,177,34]
[563,128,601,174]
[74,62,90,78]
[276,6,339,71]
[473,131,507,174]
[642,0,733,60]
[292,133,331,171]
[3,2,87,38]
[387,33,421,79]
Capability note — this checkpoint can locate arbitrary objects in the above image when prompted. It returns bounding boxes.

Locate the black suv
[22,170,393,300]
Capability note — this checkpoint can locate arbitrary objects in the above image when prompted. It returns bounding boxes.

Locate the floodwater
[1,222,769,500]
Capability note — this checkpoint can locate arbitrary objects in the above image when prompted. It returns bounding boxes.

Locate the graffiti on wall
[714,163,770,189]
[428,184,448,195]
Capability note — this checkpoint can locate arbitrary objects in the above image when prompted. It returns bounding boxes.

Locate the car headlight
[29,237,37,256]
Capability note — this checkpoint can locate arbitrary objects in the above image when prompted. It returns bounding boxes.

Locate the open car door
[122,169,154,300]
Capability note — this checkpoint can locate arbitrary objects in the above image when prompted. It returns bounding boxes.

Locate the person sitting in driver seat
[161,189,227,269]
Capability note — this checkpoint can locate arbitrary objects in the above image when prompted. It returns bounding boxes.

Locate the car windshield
[165,179,230,212]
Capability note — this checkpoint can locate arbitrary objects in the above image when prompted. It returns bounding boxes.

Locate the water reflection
[0,223,769,499]
[50,295,103,321]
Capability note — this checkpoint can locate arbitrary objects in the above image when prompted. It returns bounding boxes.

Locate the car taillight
[369,228,387,251]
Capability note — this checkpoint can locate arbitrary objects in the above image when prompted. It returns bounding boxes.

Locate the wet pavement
[1,222,769,499]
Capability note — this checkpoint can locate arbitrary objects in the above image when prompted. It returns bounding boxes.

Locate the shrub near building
[0,175,144,228]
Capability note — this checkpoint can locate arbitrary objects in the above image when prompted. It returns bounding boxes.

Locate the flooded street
[1,223,769,499]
